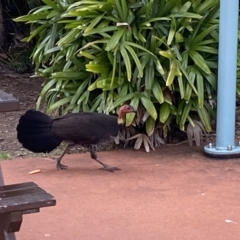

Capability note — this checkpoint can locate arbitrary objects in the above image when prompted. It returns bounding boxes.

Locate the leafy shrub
[15,0,219,151]
[0,0,42,71]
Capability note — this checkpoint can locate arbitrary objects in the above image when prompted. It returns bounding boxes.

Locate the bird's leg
[88,145,121,172]
[56,143,75,170]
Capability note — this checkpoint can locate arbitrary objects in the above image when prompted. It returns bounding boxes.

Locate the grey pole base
[204,144,240,159]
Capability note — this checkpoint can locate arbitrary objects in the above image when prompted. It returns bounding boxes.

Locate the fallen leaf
[225,219,237,224]
[28,169,41,175]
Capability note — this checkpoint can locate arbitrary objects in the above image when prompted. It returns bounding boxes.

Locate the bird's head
[117,105,136,123]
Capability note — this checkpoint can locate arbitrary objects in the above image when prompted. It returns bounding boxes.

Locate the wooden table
[0,182,56,239]
[0,89,20,240]
[0,90,19,112]
[0,89,20,181]
[0,89,19,185]
[0,89,56,240]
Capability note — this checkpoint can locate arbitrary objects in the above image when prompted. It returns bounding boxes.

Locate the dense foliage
[15,0,220,150]
[0,0,42,72]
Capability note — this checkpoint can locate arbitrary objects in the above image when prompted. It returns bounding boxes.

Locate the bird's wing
[52,113,118,144]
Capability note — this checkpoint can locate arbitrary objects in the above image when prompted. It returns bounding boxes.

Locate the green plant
[0,43,33,72]
[15,0,219,151]
[1,0,42,70]
[0,152,10,160]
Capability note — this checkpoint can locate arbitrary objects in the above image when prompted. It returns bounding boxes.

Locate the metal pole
[204,0,240,156]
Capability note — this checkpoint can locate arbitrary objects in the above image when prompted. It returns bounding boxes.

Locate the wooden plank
[0,89,19,112]
[0,182,56,214]
[0,187,46,198]
[0,153,17,240]
[0,93,20,240]
[0,192,56,214]
[0,182,37,192]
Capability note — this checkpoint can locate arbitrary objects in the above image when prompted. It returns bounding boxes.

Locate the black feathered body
[17,110,119,153]
[52,113,118,144]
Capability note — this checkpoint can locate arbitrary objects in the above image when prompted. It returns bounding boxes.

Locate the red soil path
[1,145,240,240]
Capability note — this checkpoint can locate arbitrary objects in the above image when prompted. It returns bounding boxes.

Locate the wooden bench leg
[0,217,17,240]
[0,219,5,240]
[3,212,23,233]
[0,164,17,240]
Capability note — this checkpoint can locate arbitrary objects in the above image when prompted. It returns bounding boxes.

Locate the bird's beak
[129,107,137,113]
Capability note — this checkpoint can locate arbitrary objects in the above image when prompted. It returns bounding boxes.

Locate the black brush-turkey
[16,105,136,172]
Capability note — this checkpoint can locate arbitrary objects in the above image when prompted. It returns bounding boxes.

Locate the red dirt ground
[1,145,240,240]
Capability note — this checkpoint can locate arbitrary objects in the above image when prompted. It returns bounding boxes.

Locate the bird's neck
[117,118,124,124]
[117,110,125,124]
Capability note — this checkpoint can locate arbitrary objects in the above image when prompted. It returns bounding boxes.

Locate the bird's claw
[99,166,121,173]
[56,162,68,170]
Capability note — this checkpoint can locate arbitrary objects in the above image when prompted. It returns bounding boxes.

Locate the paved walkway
[1,145,240,240]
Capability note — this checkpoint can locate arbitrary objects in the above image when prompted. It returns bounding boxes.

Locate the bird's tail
[16,109,62,153]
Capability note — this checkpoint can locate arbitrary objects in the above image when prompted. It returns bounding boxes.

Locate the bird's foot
[56,161,68,170]
[99,166,121,173]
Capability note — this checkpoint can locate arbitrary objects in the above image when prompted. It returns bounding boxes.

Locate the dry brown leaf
[28,169,41,175]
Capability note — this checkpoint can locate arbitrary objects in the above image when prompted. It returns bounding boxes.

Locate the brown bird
[16,105,136,172]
